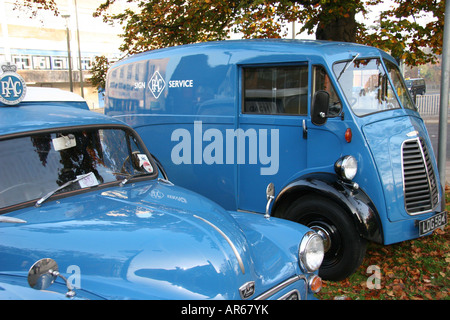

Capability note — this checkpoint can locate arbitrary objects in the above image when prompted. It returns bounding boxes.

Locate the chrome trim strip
[0,216,27,223]
[254,275,307,300]
[194,215,245,275]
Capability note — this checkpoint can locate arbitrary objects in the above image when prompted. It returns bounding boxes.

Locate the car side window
[312,65,342,116]
[243,65,308,115]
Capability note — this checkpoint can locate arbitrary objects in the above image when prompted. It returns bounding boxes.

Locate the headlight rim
[335,155,358,181]
[299,231,325,273]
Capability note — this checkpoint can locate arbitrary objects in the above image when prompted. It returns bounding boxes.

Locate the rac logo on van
[171,121,279,175]
[149,71,166,99]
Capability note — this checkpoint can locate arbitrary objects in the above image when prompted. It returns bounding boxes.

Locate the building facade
[0,0,123,108]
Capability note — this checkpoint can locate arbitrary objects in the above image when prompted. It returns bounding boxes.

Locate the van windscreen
[333,58,402,116]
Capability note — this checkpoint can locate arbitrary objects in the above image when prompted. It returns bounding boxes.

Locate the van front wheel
[285,196,367,281]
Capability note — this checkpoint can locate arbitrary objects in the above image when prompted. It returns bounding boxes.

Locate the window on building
[81,58,92,70]
[32,56,51,70]
[12,55,32,70]
[52,57,68,70]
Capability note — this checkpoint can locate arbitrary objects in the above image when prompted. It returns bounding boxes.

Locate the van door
[237,64,309,213]
[237,64,344,214]
[306,65,345,168]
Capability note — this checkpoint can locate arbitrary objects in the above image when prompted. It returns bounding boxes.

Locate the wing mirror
[28,258,76,298]
[311,90,330,126]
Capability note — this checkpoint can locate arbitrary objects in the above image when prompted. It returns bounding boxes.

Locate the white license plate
[418,211,447,236]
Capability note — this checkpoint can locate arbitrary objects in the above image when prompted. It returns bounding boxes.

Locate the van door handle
[302,119,308,139]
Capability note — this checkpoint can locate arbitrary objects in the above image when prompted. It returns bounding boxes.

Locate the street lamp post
[74,0,84,98]
[438,0,449,191]
[62,14,73,92]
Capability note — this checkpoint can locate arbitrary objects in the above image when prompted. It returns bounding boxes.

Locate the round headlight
[299,231,324,273]
[335,155,358,181]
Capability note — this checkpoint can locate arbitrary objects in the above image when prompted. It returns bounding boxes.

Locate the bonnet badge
[239,281,255,299]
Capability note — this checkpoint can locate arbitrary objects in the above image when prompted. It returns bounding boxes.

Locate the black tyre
[285,195,367,281]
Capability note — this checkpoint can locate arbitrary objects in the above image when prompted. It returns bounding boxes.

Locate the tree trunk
[315,8,357,42]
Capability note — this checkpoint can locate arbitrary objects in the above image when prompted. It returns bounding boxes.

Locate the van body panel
[362,114,440,218]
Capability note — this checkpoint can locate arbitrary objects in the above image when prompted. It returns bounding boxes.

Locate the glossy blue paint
[0,90,319,299]
[0,274,103,300]
[0,180,311,299]
[104,39,445,250]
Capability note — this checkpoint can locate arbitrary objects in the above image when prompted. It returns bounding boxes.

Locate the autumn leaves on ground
[317,185,450,300]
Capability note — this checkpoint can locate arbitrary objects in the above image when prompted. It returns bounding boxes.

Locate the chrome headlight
[335,155,358,181]
[299,231,324,273]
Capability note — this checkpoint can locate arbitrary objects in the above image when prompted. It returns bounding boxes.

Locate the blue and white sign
[148,71,165,99]
[0,63,27,105]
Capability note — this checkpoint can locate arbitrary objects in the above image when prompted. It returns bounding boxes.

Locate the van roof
[113,39,393,68]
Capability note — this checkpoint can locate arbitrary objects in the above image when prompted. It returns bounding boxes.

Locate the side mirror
[311,90,330,126]
[28,258,76,297]
[265,183,275,219]
[28,258,58,291]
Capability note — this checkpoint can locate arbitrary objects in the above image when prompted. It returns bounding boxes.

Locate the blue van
[0,64,323,300]
[104,40,447,280]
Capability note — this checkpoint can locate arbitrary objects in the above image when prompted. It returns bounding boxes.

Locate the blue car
[0,67,323,300]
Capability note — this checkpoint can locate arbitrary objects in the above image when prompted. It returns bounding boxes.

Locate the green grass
[317,186,450,300]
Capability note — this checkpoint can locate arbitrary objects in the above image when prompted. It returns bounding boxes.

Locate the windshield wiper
[119,172,153,186]
[35,173,92,207]
[108,171,152,186]
[337,53,360,81]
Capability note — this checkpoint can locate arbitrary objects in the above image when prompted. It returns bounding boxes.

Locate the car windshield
[333,58,415,116]
[0,127,155,210]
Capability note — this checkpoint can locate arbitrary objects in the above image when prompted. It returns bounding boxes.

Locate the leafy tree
[13,0,59,16]
[93,0,241,54]
[89,55,110,92]
[93,0,443,66]
[16,0,444,66]
[364,0,444,65]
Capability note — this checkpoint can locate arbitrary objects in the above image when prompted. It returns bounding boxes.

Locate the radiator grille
[402,138,439,214]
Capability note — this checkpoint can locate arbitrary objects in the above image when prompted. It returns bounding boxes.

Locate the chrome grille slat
[402,138,439,214]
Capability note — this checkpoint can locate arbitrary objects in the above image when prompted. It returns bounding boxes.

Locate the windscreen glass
[0,128,155,209]
[333,58,402,116]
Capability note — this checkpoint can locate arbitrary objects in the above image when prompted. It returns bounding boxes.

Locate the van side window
[243,65,308,115]
[313,65,342,116]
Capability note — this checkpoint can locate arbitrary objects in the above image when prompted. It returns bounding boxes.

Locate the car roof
[0,103,126,136]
